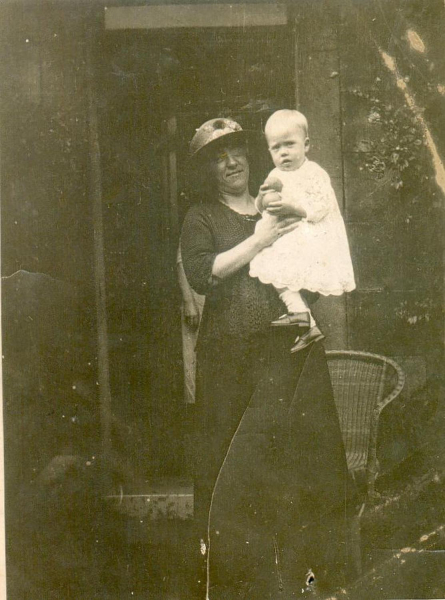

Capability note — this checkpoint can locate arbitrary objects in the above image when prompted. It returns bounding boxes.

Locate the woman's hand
[211,215,299,281]
[183,297,200,331]
[254,214,301,249]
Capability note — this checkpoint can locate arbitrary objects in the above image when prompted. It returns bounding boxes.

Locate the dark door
[97,23,295,481]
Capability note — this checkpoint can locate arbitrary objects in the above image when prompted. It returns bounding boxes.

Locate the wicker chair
[326,350,406,502]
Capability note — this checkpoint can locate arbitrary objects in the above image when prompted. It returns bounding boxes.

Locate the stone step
[106,479,193,520]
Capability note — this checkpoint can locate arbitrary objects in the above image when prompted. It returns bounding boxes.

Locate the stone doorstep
[106,480,194,520]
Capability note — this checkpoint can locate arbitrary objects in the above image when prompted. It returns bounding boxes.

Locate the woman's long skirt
[192,326,357,599]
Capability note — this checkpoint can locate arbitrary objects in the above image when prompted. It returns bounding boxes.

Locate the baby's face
[266,123,309,171]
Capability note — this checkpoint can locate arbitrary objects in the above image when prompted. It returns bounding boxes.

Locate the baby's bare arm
[266,197,306,218]
[259,176,306,217]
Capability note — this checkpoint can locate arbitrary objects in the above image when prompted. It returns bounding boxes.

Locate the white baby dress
[249,160,356,296]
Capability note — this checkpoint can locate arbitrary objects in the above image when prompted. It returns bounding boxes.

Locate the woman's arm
[181,205,300,292]
[212,215,300,280]
[211,234,264,280]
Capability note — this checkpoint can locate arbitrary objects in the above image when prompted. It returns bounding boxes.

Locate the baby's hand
[264,176,283,193]
[260,188,281,210]
[266,197,305,218]
[256,176,283,212]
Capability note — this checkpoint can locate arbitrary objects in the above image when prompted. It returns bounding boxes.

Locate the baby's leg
[276,288,317,327]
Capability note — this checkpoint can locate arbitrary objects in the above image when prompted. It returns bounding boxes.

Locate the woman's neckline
[217,196,259,218]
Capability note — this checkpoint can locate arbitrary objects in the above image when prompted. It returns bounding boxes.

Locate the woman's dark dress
[181,201,356,598]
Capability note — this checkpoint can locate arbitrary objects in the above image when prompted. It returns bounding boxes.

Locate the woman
[181,118,356,599]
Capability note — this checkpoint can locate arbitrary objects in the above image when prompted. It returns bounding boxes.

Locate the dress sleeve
[180,205,219,296]
[301,165,334,223]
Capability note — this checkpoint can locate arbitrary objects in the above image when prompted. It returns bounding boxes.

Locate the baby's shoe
[291,326,325,352]
[271,312,310,327]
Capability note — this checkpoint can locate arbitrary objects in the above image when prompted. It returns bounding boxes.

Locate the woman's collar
[218,194,258,216]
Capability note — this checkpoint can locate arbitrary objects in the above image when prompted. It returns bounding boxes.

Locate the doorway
[97,21,296,480]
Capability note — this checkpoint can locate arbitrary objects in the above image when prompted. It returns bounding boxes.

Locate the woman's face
[208,144,249,196]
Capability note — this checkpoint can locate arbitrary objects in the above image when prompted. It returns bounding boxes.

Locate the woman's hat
[189,118,247,159]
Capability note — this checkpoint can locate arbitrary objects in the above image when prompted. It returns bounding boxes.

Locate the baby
[250,109,356,351]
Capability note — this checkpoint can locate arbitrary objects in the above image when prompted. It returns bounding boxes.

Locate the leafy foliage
[350,84,428,190]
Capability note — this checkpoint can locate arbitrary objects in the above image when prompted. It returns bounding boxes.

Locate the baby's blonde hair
[265,109,309,139]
